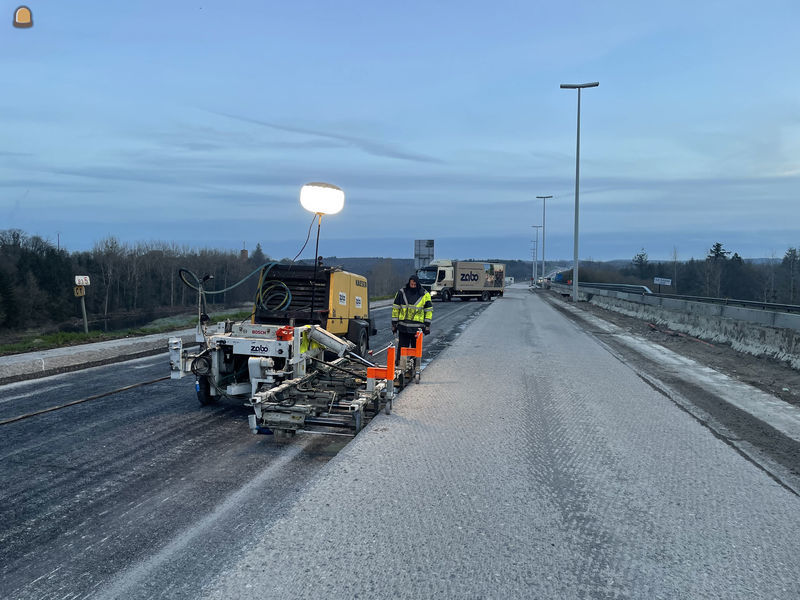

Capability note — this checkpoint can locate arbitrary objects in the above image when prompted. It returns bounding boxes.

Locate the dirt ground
[557,294,800,409]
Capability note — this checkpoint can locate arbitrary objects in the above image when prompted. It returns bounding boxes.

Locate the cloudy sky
[2,1,799,262]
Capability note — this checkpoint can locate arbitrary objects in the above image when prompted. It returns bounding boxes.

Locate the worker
[391,274,433,362]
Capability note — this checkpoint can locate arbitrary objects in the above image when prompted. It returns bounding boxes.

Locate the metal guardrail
[649,292,800,314]
[577,282,653,295]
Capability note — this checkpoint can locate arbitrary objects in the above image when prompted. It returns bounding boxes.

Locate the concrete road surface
[0,299,490,600]
[202,287,800,599]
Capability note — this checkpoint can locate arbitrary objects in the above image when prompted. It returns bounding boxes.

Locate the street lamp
[531,225,542,286]
[535,195,552,282]
[300,182,345,318]
[560,81,598,302]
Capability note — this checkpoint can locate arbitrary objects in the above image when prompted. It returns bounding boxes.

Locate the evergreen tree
[631,248,650,280]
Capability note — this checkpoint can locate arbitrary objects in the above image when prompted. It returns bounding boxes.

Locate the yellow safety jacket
[392,288,433,327]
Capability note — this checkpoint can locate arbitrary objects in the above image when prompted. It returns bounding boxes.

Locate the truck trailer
[416,259,505,302]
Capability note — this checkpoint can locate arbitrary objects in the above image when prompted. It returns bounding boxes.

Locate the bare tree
[93,236,125,328]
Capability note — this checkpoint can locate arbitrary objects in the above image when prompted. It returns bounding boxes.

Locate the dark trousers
[396,325,422,364]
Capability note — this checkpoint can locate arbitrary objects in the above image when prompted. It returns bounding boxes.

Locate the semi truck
[416,259,505,302]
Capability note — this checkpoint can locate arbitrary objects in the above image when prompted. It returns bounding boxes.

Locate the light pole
[535,195,552,282]
[300,182,345,320]
[531,225,542,286]
[560,81,598,302]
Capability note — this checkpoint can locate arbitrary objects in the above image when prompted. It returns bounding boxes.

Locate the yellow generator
[252,264,375,356]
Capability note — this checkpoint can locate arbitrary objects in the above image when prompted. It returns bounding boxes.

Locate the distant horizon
[11,226,790,266]
[3,3,799,271]
[17,228,794,265]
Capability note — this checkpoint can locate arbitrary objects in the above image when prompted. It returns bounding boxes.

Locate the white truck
[416,260,505,302]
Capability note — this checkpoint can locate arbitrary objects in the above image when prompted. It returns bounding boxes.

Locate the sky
[2,1,799,263]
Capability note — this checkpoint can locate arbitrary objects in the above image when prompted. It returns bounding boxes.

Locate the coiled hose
[178,262,305,323]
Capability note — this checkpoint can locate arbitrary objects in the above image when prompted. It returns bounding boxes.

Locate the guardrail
[652,292,800,314]
[559,282,800,315]
[548,281,800,367]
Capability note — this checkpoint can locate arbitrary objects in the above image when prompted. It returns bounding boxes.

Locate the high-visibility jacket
[392,288,433,328]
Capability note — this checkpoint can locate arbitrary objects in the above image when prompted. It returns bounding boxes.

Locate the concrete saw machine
[169,263,401,439]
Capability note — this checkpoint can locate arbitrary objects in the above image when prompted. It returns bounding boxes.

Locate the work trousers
[396,325,423,364]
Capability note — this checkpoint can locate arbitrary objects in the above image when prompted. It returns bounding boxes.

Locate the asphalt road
[0,298,490,600]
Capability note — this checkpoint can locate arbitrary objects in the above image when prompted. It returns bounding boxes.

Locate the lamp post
[300,182,345,320]
[560,81,598,302]
[535,195,552,282]
[531,225,542,286]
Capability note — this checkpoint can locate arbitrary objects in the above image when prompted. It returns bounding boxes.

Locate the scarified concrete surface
[201,288,800,599]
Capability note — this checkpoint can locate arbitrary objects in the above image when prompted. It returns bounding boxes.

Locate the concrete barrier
[549,283,800,369]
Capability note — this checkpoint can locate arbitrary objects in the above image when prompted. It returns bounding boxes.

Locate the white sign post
[75,275,91,333]
[653,277,672,293]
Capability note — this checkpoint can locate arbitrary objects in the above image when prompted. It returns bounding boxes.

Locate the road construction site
[2,286,799,599]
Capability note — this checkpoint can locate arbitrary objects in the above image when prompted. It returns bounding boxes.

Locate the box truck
[416,260,505,302]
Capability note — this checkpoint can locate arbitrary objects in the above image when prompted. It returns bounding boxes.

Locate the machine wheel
[384,398,392,415]
[441,289,452,302]
[196,376,216,406]
[356,328,369,357]
[480,291,490,302]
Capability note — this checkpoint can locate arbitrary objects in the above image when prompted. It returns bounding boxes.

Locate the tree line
[4,229,798,336]
[580,242,800,303]
[0,229,415,335]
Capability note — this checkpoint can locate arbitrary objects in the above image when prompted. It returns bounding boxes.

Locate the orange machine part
[276,326,294,341]
[400,330,423,358]
[367,346,395,381]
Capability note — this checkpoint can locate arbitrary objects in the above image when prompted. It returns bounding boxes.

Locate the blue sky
[2,1,799,262]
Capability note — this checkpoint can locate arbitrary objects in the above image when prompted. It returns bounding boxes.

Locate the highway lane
[204,287,800,599]
[0,298,490,600]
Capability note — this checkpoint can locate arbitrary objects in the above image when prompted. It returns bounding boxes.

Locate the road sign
[653,277,672,286]
[75,275,91,286]
[74,285,85,297]
[414,239,435,271]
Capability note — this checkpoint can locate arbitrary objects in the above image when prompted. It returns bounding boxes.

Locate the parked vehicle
[416,260,505,302]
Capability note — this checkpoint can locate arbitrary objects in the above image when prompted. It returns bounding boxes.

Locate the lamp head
[300,182,345,215]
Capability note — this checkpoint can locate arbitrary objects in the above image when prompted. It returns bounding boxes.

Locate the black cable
[308,356,364,379]
[290,213,317,264]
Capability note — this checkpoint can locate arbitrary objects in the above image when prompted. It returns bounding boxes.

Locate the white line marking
[0,383,70,405]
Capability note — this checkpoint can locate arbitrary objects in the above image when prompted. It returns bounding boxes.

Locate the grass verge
[0,310,253,357]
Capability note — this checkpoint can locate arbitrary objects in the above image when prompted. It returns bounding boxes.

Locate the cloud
[210,110,446,165]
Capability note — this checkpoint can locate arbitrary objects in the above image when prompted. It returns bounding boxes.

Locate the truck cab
[417,260,452,299]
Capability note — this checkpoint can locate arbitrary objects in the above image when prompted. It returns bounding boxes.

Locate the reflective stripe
[393,289,433,325]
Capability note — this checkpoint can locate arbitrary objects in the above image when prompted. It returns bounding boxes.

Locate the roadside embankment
[0,300,395,386]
